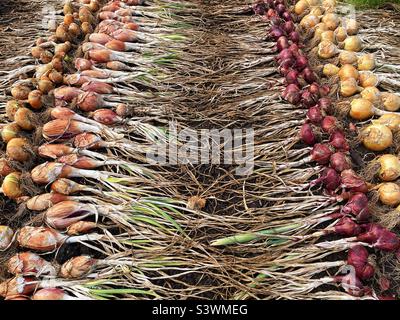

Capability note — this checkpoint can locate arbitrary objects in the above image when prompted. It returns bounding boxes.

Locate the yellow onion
[11,84,30,100]
[378,154,400,181]
[48,70,63,85]
[68,23,81,37]
[320,30,335,42]
[28,90,43,110]
[340,78,362,97]
[15,107,35,131]
[372,114,400,132]
[1,123,21,143]
[6,138,32,162]
[310,7,324,16]
[322,0,336,9]
[63,1,73,15]
[300,14,320,29]
[360,87,381,105]
[314,23,328,40]
[2,172,23,199]
[339,51,358,65]
[322,63,339,76]
[381,92,400,112]
[362,124,393,151]
[40,50,53,64]
[0,159,14,177]
[359,71,378,88]
[56,24,69,42]
[294,0,309,15]
[318,40,337,59]
[51,57,64,73]
[54,42,71,56]
[349,98,374,120]
[64,13,74,26]
[338,64,359,81]
[358,54,375,71]
[378,182,400,206]
[79,6,94,24]
[306,0,320,5]
[81,22,93,35]
[35,63,52,80]
[322,13,339,30]
[38,79,54,94]
[335,26,347,42]
[0,226,14,250]
[344,18,360,36]
[31,47,44,59]
[6,100,21,121]
[344,36,362,52]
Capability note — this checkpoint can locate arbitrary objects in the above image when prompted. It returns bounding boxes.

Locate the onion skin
[378,182,400,206]
[323,64,339,77]
[32,288,70,300]
[27,193,69,211]
[330,152,352,172]
[7,252,57,276]
[361,124,393,152]
[342,193,370,221]
[2,172,23,199]
[6,138,32,162]
[17,226,65,252]
[300,123,316,145]
[318,167,341,191]
[378,154,400,181]
[372,114,400,132]
[347,245,375,280]
[307,106,323,124]
[334,217,361,236]
[1,123,21,143]
[341,170,368,194]
[60,255,97,279]
[381,93,400,112]
[358,54,375,71]
[67,221,97,236]
[349,98,374,121]
[15,108,35,131]
[310,143,332,165]
[6,100,22,121]
[0,276,37,298]
[321,116,337,133]
[338,64,359,81]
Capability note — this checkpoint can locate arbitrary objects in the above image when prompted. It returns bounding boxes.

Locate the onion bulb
[318,40,337,59]
[358,54,375,71]
[344,36,362,52]
[372,114,400,132]
[349,98,374,120]
[338,64,359,81]
[1,123,20,143]
[294,0,309,15]
[323,63,339,76]
[6,138,32,162]
[361,124,393,151]
[6,100,21,121]
[28,90,43,110]
[322,13,339,30]
[310,7,324,16]
[300,15,320,29]
[11,84,30,100]
[0,226,14,250]
[38,80,54,94]
[2,172,23,199]
[314,23,328,40]
[359,71,378,88]
[15,108,35,131]
[344,18,360,36]
[335,26,347,42]
[339,51,358,65]
[320,30,335,42]
[378,183,400,206]
[381,93,400,112]
[360,87,381,105]
[340,78,362,97]
[378,154,400,181]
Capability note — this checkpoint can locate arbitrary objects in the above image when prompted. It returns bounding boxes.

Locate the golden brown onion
[344,36,362,52]
[6,138,32,162]
[381,92,400,112]
[378,154,400,182]
[338,64,359,81]
[349,98,374,121]
[362,124,393,151]
[378,182,400,206]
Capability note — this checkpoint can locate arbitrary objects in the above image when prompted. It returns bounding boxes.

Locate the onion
[362,124,393,151]
[302,67,317,84]
[330,152,352,172]
[11,84,30,100]
[334,217,361,236]
[294,0,309,15]
[32,288,75,301]
[2,172,23,199]
[322,13,339,30]
[310,143,332,164]
[318,97,333,110]
[340,78,362,97]
[60,255,96,279]
[0,159,14,177]
[282,84,301,105]
[282,21,295,34]
[48,70,63,85]
[339,51,358,66]
[349,98,374,120]
[307,106,323,124]
[285,70,300,85]
[75,58,92,71]
[347,245,375,280]
[14,107,35,131]
[301,90,318,107]
[358,54,375,71]
[320,167,341,190]
[320,30,335,43]
[344,36,362,52]
[318,40,337,59]
[300,123,316,145]
[344,18,360,36]
[300,15,320,29]
[269,26,285,41]
[1,123,21,143]
[7,252,57,277]
[67,221,97,236]
[17,226,65,252]
[378,154,400,181]
[282,11,293,22]
[0,226,14,250]
[372,114,400,132]
[289,31,300,43]
[81,22,93,35]
[323,63,339,76]
[335,26,348,42]
[329,130,349,151]
[338,64,359,81]
[6,138,32,162]
[321,116,337,133]
[341,169,368,193]
[27,90,43,110]
[38,79,54,94]
[360,87,381,105]
[378,182,400,206]
[31,46,44,59]
[90,109,121,125]
[45,201,95,230]
[381,93,400,112]
[0,276,36,297]
[295,55,308,71]
[5,100,21,121]
[276,4,286,15]
[309,7,324,16]
[314,23,328,40]
[357,224,400,251]
[277,36,289,52]
[359,71,378,88]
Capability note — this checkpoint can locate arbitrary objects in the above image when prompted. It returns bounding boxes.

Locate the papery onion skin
[372,114,400,133]
[0,226,14,250]
[378,154,400,181]
[362,124,393,152]
[310,143,332,164]
[60,255,97,279]
[330,152,352,172]
[2,172,23,199]
[300,123,316,145]
[378,182,400,206]
[381,93,400,112]
[349,98,374,121]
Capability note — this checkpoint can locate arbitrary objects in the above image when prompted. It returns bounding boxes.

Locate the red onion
[330,152,352,172]
[306,106,323,124]
[282,11,292,22]
[269,26,285,40]
[334,217,361,236]
[347,245,375,280]
[295,55,308,71]
[341,193,370,221]
[319,84,330,96]
[321,116,337,133]
[253,2,267,15]
[282,21,295,34]
[289,43,300,56]
[358,224,400,251]
[379,277,391,292]
[277,49,293,62]
[341,170,368,193]
[309,83,320,96]
[329,130,350,151]
[282,84,301,104]
[301,90,318,108]
[310,143,332,165]
[300,123,316,145]
[320,167,341,191]
[318,98,332,112]
[276,4,286,15]
[285,70,299,85]
[302,67,317,84]
[289,31,299,43]
[266,8,276,18]
[277,36,289,52]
